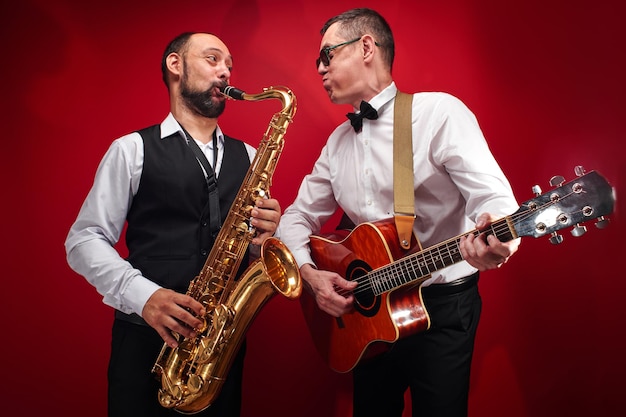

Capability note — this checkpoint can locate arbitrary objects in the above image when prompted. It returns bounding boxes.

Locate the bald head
[161,32,232,89]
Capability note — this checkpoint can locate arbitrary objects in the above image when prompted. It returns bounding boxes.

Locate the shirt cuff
[292,249,314,269]
[122,276,162,317]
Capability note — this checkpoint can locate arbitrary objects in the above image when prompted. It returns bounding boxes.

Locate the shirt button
[367,200,372,205]
[201,249,208,256]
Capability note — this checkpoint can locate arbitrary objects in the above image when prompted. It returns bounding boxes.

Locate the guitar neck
[370,216,516,295]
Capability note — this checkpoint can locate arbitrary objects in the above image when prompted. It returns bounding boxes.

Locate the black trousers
[107,319,246,417]
[352,274,481,417]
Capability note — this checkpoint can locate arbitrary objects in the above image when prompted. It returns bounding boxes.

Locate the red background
[2,0,625,416]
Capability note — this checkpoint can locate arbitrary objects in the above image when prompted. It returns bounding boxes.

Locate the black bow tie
[346,101,378,133]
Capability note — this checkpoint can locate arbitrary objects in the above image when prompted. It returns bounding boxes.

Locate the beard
[180,67,226,118]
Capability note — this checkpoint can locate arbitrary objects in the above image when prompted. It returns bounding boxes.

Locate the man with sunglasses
[277,8,520,417]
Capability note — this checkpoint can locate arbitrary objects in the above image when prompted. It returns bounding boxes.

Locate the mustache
[213,81,228,91]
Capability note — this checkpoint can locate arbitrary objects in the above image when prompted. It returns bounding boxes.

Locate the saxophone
[151,85,302,414]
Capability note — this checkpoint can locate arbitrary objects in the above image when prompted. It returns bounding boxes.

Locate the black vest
[126,125,250,293]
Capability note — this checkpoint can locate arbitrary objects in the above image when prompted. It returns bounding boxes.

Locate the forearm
[66,233,160,315]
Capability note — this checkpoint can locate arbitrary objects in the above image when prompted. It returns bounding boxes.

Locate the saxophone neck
[221,85,297,118]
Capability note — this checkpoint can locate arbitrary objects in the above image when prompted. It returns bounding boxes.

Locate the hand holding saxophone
[249,197,281,245]
[143,197,281,348]
[142,289,206,348]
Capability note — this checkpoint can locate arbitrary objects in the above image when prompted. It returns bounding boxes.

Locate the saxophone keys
[187,374,203,394]
[158,385,183,407]
[249,187,267,204]
[235,221,249,234]
[196,345,213,364]
[206,280,224,295]
[199,293,218,309]
[178,339,196,358]
[195,317,208,334]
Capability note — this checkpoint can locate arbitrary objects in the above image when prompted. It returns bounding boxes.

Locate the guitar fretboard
[368,216,515,295]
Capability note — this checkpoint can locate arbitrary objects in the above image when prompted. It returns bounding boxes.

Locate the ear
[361,35,377,63]
[166,52,183,81]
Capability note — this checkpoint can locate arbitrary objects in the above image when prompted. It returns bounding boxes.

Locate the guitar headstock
[511,167,615,243]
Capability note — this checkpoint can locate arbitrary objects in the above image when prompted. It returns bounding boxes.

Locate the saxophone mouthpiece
[220,85,246,100]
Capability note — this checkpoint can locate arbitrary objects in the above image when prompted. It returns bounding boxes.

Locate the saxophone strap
[184,129,221,236]
[393,91,417,250]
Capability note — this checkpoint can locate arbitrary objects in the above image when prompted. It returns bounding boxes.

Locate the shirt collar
[160,112,224,148]
[368,81,397,116]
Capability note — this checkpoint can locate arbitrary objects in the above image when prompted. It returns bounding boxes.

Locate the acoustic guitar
[300,169,615,373]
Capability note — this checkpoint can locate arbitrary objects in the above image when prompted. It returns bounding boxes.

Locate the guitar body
[301,219,431,373]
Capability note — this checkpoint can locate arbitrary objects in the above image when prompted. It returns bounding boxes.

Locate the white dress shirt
[276,82,518,285]
[65,113,256,315]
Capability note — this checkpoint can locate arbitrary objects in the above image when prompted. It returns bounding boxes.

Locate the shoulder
[135,124,161,138]
[412,91,470,111]
[410,92,477,126]
[103,122,160,163]
[108,130,143,156]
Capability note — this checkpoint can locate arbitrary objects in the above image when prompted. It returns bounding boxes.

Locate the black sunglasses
[315,37,361,68]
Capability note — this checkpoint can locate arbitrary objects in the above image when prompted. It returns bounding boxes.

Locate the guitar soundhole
[347,260,380,317]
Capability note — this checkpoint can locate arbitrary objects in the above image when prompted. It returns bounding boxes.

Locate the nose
[217,62,231,80]
[316,60,327,75]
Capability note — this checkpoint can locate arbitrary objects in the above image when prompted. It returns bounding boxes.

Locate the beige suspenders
[337,90,418,249]
[393,91,417,250]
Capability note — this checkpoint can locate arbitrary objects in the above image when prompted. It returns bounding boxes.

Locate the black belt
[115,310,149,326]
[421,272,479,298]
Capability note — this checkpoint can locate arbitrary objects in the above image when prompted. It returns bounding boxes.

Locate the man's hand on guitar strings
[300,263,357,317]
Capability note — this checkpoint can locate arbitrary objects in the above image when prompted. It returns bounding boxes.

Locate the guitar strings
[332,188,583,299]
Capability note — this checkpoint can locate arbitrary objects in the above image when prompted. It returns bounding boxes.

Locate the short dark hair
[321,8,395,72]
[161,32,196,88]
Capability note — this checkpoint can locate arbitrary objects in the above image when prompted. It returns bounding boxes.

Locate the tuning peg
[574,165,586,176]
[532,185,542,196]
[549,232,564,244]
[549,175,565,187]
[595,216,610,229]
[571,224,587,237]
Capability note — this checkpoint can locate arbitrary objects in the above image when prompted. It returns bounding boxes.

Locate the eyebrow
[208,47,233,65]
[197,47,233,69]
[201,47,232,59]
